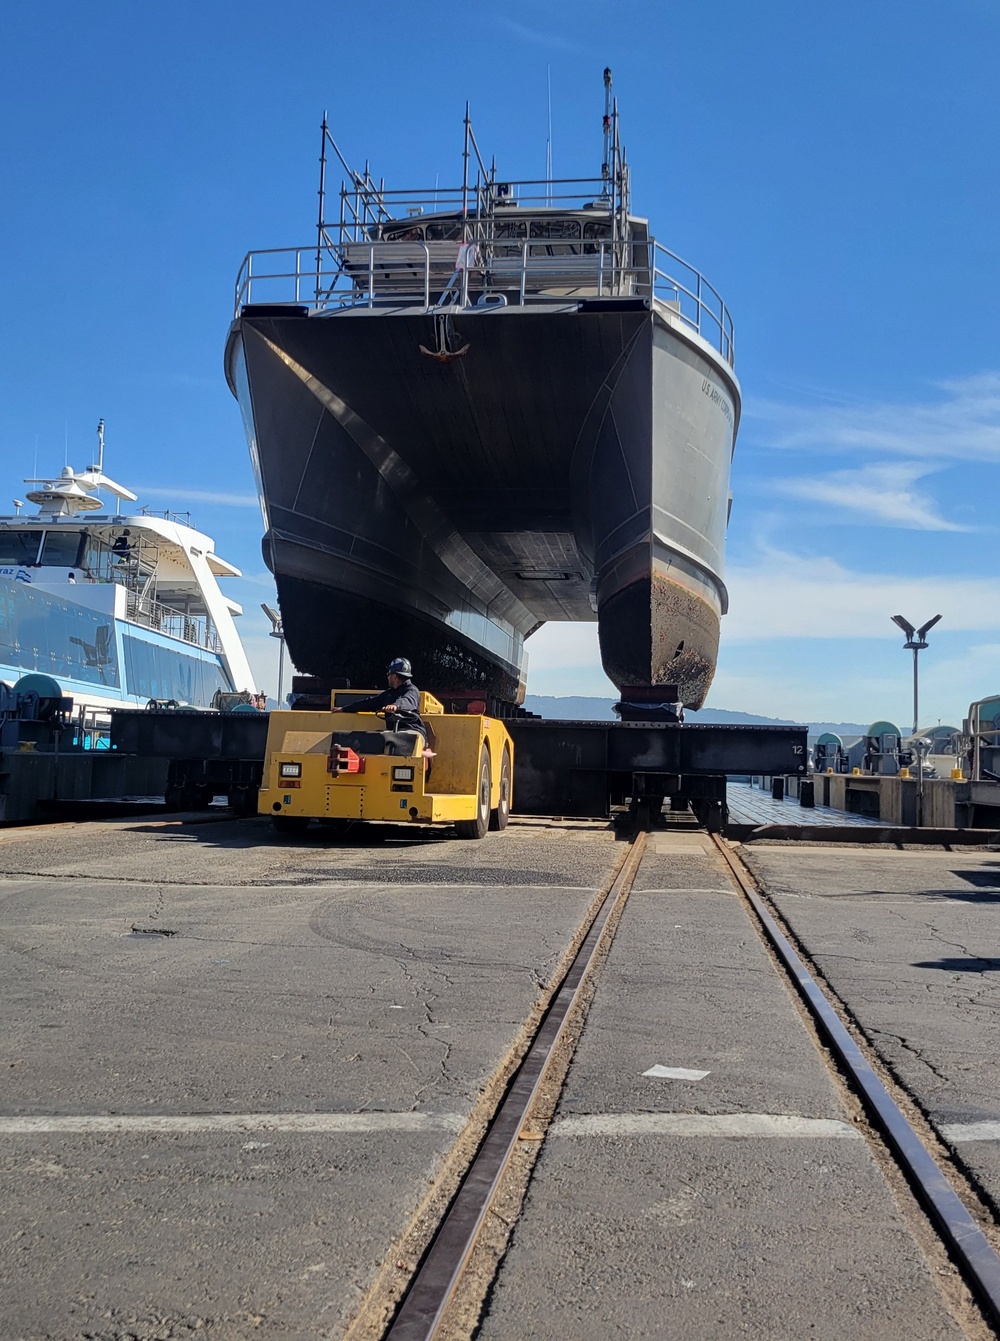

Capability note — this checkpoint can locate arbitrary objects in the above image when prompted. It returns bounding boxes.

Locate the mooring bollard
[771,777,785,801]
[800,779,815,808]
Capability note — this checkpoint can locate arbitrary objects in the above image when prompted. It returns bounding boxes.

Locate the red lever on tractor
[330,745,364,775]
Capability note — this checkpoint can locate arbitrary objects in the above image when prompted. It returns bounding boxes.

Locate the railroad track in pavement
[339,827,1000,1341]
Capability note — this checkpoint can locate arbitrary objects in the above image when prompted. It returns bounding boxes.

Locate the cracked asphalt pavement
[0,814,621,1339]
[2,819,996,1339]
[741,842,1000,1217]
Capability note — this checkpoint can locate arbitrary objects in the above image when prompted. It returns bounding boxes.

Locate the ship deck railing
[234,236,734,366]
[124,590,223,655]
[82,534,223,657]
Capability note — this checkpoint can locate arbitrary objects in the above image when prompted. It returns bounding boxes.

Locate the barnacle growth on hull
[599,570,721,710]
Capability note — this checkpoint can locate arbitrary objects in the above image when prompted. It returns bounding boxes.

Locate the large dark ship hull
[226,299,739,707]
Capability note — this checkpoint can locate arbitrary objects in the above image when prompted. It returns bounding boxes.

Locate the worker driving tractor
[331,657,431,757]
[260,654,513,838]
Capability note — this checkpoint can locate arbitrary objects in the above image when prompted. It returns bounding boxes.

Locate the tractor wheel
[456,745,491,840]
[489,747,512,831]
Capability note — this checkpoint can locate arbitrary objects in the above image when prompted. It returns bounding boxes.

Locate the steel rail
[384,831,648,1340]
[711,834,1000,1329]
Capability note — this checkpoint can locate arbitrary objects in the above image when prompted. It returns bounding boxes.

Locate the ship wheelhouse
[334,207,647,309]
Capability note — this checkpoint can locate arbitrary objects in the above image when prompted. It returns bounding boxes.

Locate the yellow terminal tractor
[259,688,513,839]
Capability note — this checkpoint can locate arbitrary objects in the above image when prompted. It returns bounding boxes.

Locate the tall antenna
[462,103,471,232]
[600,66,613,203]
[96,418,105,474]
[316,113,329,305]
[546,65,553,207]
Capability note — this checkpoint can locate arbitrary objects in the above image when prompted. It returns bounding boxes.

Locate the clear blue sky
[2,0,998,727]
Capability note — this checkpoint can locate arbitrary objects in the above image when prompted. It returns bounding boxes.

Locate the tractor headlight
[392,766,415,781]
[279,762,302,778]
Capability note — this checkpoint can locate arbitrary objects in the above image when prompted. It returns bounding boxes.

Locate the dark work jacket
[348,682,426,738]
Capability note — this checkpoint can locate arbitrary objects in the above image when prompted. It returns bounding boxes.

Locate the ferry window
[424,221,462,241]
[494,220,526,240]
[123,634,233,706]
[40,530,85,567]
[83,536,113,575]
[0,582,120,688]
[0,530,43,565]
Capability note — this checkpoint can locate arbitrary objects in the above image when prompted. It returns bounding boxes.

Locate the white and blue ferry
[0,422,258,715]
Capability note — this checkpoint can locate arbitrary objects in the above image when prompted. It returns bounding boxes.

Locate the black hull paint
[271,571,522,701]
[230,301,736,706]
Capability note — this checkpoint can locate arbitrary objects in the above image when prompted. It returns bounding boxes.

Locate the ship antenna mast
[316,115,389,274]
[462,102,471,234]
[600,66,613,206]
[546,65,553,208]
[96,418,105,474]
[316,112,329,305]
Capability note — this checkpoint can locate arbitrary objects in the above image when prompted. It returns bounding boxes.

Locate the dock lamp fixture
[891,614,942,738]
[261,603,286,707]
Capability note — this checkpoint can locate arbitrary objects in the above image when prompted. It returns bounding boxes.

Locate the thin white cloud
[240,629,299,702]
[523,621,616,697]
[136,486,258,507]
[749,371,1000,462]
[232,569,281,590]
[725,549,1000,641]
[525,620,599,668]
[770,461,969,531]
[494,18,589,53]
[232,588,299,701]
[705,667,901,726]
[927,640,1000,686]
[710,640,1000,727]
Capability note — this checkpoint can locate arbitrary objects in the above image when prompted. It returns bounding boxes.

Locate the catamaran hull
[227,300,739,707]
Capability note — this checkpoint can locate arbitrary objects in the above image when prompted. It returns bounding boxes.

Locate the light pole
[911,734,933,828]
[261,603,286,706]
[890,614,941,737]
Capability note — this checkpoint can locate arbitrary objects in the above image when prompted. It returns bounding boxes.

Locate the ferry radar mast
[24,420,138,518]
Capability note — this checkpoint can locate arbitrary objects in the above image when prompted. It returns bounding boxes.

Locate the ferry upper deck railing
[233,233,735,367]
[139,506,194,528]
[124,589,223,654]
[95,536,220,653]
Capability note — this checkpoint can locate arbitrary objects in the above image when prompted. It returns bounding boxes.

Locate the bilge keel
[226,70,739,707]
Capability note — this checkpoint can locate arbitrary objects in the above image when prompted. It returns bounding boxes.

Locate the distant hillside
[522,695,866,736]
